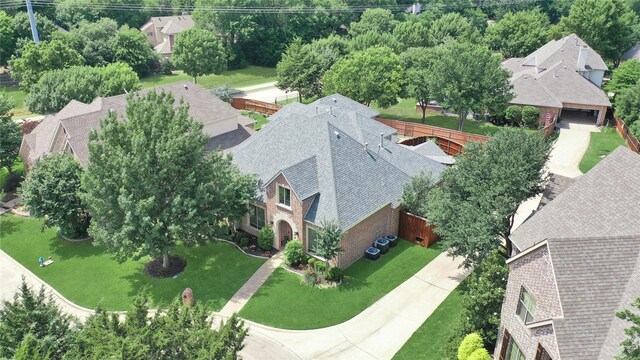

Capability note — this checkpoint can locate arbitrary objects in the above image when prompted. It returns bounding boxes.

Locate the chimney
[364,142,368,151]
[183,84,189,90]
[379,133,384,148]
[577,46,588,70]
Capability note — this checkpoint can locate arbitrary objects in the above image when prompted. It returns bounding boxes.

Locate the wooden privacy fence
[614,117,640,153]
[375,117,488,155]
[231,98,283,115]
[398,211,439,248]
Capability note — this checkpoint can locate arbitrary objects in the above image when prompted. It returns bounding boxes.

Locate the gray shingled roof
[232,103,445,229]
[511,146,640,251]
[310,93,380,119]
[401,141,455,165]
[537,174,575,210]
[523,33,608,72]
[622,44,640,61]
[547,236,640,360]
[147,15,194,31]
[23,82,249,166]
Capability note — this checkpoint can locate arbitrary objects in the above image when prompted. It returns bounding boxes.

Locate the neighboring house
[20,82,254,169]
[502,34,611,126]
[233,94,446,268]
[140,15,194,57]
[622,43,640,62]
[495,147,640,360]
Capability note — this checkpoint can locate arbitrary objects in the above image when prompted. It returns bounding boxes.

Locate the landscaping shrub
[258,226,274,251]
[324,266,343,282]
[467,348,491,360]
[2,171,23,193]
[504,105,522,125]
[307,258,316,268]
[314,261,327,273]
[238,235,251,248]
[284,240,304,266]
[303,268,318,286]
[521,106,540,128]
[457,333,484,360]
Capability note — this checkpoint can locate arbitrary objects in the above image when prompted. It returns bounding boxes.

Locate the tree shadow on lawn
[48,237,108,261]
[0,215,22,237]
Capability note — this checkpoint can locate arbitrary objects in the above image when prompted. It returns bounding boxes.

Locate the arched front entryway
[277,220,293,249]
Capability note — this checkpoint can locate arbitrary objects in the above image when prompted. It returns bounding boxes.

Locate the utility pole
[25,0,40,43]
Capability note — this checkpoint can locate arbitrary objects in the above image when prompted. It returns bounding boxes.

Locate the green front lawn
[239,240,442,329]
[241,110,269,130]
[579,126,628,173]
[372,99,501,136]
[0,215,265,311]
[140,66,276,90]
[393,280,465,360]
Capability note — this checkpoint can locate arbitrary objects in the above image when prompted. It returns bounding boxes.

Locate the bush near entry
[258,226,274,251]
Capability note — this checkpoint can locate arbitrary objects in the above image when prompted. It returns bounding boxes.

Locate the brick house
[140,15,194,58]
[495,147,640,360]
[502,34,611,126]
[231,94,446,268]
[20,82,254,169]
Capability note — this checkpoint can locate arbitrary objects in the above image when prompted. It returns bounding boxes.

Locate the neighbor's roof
[545,235,640,360]
[23,82,248,166]
[400,141,455,165]
[146,15,194,32]
[269,94,381,123]
[622,44,640,61]
[523,33,608,72]
[232,97,445,229]
[510,147,640,251]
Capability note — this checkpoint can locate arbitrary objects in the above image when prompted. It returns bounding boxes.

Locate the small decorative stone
[264,251,271,258]
[182,288,194,307]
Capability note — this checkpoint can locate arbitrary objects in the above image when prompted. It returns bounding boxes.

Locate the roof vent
[334,131,340,138]
[332,97,337,103]
[523,75,528,79]
[379,133,384,149]
[365,142,368,151]
[315,106,318,114]
[184,84,189,90]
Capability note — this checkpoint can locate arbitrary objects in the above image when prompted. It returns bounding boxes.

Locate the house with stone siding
[502,34,611,126]
[231,94,446,268]
[495,147,640,360]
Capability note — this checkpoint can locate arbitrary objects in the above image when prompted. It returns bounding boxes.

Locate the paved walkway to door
[218,252,284,317]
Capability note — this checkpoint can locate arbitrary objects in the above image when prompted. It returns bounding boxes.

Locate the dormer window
[517,286,536,324]
[278,185,291,207]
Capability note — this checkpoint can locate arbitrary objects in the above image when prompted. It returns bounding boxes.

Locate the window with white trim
[506,339,526,360]
[249,205,265,229]
[517,286,536,324]
[307,227,318,254]
[278,185,291,207]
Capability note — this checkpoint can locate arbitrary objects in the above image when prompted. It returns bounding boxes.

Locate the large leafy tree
[484,9,551,58]
[82,91,256,269]
[276,38,322,101]
[112,25,155,76]
[561,0,638,61]
[0,93,21,173]
[9,40,84,90]
[349,31,402,53]
[426,128,551,268]
[173,28,227,84]
[26,63,141,114]
[429,12,476,45]
[21,154,90,238]
[348,8,397,37]
[53,18,119,67]
[0,281,76,360]
[393,18,433,50]
[323,46,404,108]
[616,83,640,127]
[606,60,640,97]
[312,219,344,267]
[401,171,435,217]
[617,297,640,359]
[431,41,513,131]
[401,47,440,123]
[0,11,16,65]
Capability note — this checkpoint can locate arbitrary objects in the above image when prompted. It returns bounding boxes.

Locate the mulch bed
[144,255,187,278]
[230,229,278,258]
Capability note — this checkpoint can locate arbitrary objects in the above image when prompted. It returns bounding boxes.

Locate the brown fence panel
[375,117,488,155]
[398,211,439,248]
[231,98,283,115]
[614,118,640,153]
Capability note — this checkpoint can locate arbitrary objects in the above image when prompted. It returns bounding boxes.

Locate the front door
[278,220,293,249]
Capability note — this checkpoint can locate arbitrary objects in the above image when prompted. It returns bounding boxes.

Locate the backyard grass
[372,99,501,136]
[0,159,25,193]
[0,215,265,311]
[0,84,29,118]
[241,110,269,130]
[579,126,627,173]
[392,279,466,360]
[140,66,276,90]
[239,240,442,329]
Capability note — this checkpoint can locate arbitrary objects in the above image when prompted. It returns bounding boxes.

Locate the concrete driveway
[548,112,600,178]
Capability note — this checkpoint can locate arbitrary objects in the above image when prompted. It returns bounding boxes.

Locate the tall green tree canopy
[606,60,640,96]
[112,25,155,76]
[348,8,397,36]
[617,297,640,359]
[323,46,404,108]
[53,18,119,67]
[0,11,16,64]
[9,40,85,90]
[172,27,227,84]
[426,128,551,268]
[401,47,440,123]
[431,41,513,131]
[26,63,141,114]
[429,12,476,45]
[561,0,638,61]
[21,154,90,238]
[484,9,551,58]
[349,30,401,53]
[0,93,21,173]
[400,171,435,217]
[276,38,322,101]
[82,91,256,268]
[392,18,433,49]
